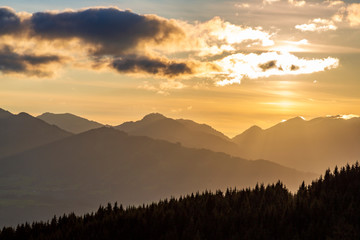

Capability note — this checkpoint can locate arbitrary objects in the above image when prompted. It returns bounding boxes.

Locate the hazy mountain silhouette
[116,113,241,156]
[233,116,360,173]
[0,108,13,119]
[0,112,72,159]
[0,127,315,227]
[3,163,359,240]
[37,112,103,134]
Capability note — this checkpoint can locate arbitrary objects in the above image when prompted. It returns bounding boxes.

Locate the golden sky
[0,0,359,136]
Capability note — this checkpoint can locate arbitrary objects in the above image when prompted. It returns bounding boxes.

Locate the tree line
[1,162,360,240]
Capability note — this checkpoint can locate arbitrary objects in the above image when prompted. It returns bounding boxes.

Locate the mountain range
[0,110,71,159]
[0,108,315,227]
[33,110,360,173]
[115,113,242,157]
[233,116,360,173]
[1,108,359,227]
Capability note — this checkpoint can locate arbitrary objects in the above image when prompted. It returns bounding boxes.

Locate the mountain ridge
[0,126,316,227]
[116,113,241,156]
[0,111,72,159]
[232,116,360,173]
[0,108,13,119]
[37,112,103,134]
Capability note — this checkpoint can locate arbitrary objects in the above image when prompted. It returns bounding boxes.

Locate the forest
[1,162,359,240]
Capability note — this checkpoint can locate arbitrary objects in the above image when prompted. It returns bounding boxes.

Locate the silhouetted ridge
[0,111,71,159]
[37,112,103,134]
[177,119,230,140]
[268,116,306,131]
[232,116,360,173]
[0,108,13,119]
[241,125,262,135]
[0,124,314,227]
[17,112,34,119]
[141,113,167,121]
[1,163,358,240]
[116,113,242,157]
[287,116,305,122]
[78,126,128,138]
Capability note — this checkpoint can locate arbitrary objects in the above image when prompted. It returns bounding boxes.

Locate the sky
[0,0,359,137]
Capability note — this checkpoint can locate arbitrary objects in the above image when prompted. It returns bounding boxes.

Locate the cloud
[0,7,22,35]
[263,0,281,5]
[0,45,63,76]
[295,18,337,31]
[259,60,277,71]
[288,0,306,7]
[235,3,251,8]
[215,51,339,86]
[139,79,186,95]
[330,3,360,27]
[0,7,341,83]
[29,8,184,56]
[111,56,194,77]
[179,17,275,57]
[326,114,359,119]
[325,1,344,7]
[346,3,360,26]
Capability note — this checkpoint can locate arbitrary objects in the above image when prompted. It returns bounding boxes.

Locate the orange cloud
[347,3,360,26]
[0,7,341,84]
[295,18,337,32]
[215,52,339,85]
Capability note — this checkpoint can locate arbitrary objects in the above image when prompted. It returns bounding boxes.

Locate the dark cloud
[259,60,277,71]
[0,45,62,76]
[111,56,193,77]
[0,8,22,35]
[30,8,184,56]
[0,8,193,78]
[290,64,300,71]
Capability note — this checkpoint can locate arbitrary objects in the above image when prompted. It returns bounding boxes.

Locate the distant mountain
[0,108,13,119]
[0,112,72,159]
[0,127,315,227]
[37,112,103,134]
[233,116,360,173]
[116,113,241,156]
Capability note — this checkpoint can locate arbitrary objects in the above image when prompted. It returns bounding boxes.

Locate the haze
[0,0,359,136]
[1,0,360,229]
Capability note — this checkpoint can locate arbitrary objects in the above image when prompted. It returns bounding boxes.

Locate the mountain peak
[0,108,13,119]
[38,112,79,118]
[248,125,262,131]
[232,125,263,142]
[239,125,263,135]
[37,112,103,134]
[142,113,167,122]
[17,112,33,119]
[287,116,306,122]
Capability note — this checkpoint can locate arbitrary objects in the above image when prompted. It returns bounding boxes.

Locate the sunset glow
[0,0,359,136]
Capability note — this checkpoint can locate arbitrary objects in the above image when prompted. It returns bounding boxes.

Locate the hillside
[0,112,72,159]
[0,127,315,227]
[233,116,360,173]
[37,112,103,134]
[0,108,13,119]
[1,163,358,240]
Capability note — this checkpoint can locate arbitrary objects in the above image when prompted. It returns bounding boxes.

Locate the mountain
[0,127,315,227]
[116,113,241,156]
[2,163,359,240]
[0,108,13,119]
[37,112,103,134]
[0,112,72,159]
[233,116,360,173]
